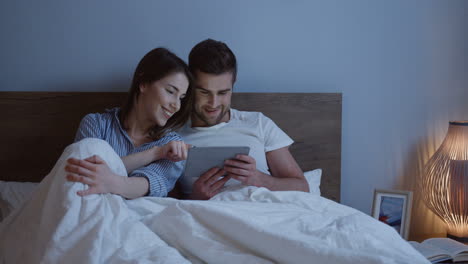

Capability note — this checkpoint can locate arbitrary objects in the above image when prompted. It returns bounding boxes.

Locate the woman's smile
[162,107,174,120]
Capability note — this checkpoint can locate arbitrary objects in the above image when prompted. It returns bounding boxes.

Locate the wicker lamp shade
[421,121,468,242]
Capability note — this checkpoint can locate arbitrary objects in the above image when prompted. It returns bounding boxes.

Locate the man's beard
[193,105,230,127]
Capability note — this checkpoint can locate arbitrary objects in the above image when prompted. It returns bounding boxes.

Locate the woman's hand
[156,141,190,162]
[65,155,121,196]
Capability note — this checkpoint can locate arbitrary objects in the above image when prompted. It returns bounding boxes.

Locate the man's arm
[223,146,309,192]
[188,167,230,200]
[264,146,309,192]
[188,146,308,200]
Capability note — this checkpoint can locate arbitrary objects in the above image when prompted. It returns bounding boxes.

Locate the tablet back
[183,146,250,179]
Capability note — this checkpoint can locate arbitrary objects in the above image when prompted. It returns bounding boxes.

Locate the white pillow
[304,169,322,195]
[0,181,39,221]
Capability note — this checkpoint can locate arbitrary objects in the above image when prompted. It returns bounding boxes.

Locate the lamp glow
[421,121,468,242]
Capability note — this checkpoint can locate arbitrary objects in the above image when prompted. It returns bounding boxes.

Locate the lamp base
[447,233,468,244]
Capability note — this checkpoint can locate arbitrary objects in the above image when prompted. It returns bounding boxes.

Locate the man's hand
[223,155,271,188]
[190,167,230,200]
[65,155,121,196]
[156,141,190,162]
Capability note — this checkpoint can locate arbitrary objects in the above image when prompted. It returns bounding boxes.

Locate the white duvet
[0,139,428,264]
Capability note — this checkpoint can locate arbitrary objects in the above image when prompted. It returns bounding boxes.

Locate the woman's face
[138,72,189,127]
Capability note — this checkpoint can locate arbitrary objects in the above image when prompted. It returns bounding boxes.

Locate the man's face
[192,70,233,127]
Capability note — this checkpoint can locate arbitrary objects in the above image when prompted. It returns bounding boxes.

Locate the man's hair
[188,39,237,83]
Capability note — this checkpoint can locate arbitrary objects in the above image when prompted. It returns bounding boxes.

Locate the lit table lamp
[421,121,468,243]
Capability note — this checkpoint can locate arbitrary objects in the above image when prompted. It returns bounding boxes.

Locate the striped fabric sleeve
[130,160,184,197]
[74,114,104,142]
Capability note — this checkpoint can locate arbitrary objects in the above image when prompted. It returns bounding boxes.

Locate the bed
[0,92,428,264]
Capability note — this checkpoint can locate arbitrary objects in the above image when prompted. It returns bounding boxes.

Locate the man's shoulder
[231,109,276,128]
[231,108,266,121]
[176,121,192,136]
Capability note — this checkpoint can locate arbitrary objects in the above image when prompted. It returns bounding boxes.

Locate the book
[409,237,468,263]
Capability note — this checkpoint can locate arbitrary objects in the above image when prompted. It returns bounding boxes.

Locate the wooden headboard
[0,92,342,202]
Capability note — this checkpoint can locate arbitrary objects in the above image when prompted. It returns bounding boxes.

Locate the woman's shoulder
[81,108,118,123]
[163,131,183,141]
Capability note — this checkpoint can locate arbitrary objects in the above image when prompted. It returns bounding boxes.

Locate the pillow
[304,169,322,195]
[0,181,39,222]
[0,198,7,222]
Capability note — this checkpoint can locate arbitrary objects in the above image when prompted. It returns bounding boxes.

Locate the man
[178,39,308,200]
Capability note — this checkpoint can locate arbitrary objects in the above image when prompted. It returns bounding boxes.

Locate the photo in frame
[371,189,413,240]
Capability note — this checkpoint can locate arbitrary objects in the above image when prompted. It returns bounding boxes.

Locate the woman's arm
[121,147,159,174]
[65,155,150,199]
[121,141,190,174]
[66,141,190,198]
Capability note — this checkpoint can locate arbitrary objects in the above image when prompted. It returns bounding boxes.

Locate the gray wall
[2,0,467,238]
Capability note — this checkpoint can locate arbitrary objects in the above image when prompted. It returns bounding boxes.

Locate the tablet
[183,146,250,178]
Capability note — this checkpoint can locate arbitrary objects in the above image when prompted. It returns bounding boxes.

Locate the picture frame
[371,189,413,240]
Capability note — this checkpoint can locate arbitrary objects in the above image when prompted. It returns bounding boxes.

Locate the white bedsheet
[0,139,429,264]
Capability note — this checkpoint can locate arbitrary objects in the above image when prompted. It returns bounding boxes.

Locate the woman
[65,47,193,198]
[0,48,194,263]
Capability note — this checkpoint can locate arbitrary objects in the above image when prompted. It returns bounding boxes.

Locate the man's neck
[191,109,231,128]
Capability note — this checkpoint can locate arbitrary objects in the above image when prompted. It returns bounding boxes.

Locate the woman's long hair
[120,48,193,140]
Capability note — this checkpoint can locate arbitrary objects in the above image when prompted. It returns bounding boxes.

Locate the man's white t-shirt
[177,108,293,194]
